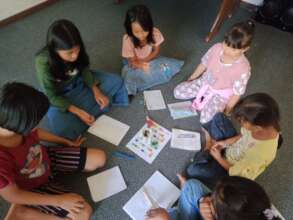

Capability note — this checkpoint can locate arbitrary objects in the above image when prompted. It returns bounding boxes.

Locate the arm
[0,184,85,214]
[225,95,240,114]
[140,45,160,62]
[36,128,85,147]
[210,146,232,171]
[188,63,207,81]
[0,183,61,206]
[35,54,72,112]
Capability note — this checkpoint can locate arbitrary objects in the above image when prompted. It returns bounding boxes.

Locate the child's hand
[210,145,222,160]
[145,208,170,220]
[66,135,86,147]
[76,109,95,126]
[94,92,109,109]
[140,62,150,73]
[212,141,226,150]
[57,193,85,216]
[199,197,216,220]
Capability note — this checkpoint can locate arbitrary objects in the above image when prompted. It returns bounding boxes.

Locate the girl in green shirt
[36,19,128,139]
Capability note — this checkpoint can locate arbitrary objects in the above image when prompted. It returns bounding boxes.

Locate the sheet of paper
[171,128,201,151]
[123,171,181,220]
[88,115,130,146]
[87,166,127,202]
[143,90,166,110]
[126,118,171,164]
[168,101,197,119]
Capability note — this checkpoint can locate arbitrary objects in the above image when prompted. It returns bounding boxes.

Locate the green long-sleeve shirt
[35,50,96,112]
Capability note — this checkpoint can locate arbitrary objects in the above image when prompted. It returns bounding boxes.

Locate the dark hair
[213,176,281,220]
[124,4,155,48]
[232,93,283,147]
[0,82,49,135]
[224,20,255,49]
[40,19,89,81]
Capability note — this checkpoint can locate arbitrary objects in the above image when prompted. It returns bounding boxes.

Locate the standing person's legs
[92,71,129,106]
[177,179,211,220]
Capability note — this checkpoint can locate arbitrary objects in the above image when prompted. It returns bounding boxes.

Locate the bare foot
[176,173,187,188]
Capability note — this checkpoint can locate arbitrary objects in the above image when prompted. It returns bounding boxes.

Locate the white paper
[126,118,171,164]
[171,129,201,151]
[168,101,197,119]
[143,90,166,110]
[123,171,181,220]
[87,166,127,202]
[88,115,130,146]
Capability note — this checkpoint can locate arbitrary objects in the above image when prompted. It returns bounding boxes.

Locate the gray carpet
[0,0,292,219]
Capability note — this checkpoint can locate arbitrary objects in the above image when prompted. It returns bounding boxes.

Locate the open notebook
[123,171,180,220]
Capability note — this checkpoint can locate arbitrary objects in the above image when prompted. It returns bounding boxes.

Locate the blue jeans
[168,179,211,220]
[47,71,128,139]
[122,56,184,95]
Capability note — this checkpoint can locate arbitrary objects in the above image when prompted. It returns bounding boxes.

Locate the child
[186,93,282,188]
[36,19,129,140]
[146,176,282,220]
[174,20,255,123]
[0,82,106,220]
[122,4,184,95]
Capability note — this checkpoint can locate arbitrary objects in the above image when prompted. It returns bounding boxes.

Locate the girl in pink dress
[174,20,255,123]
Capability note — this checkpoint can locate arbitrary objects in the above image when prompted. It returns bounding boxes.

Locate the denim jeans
[168,179,211,220]
[121,56,184,95]
[47,71,128,139]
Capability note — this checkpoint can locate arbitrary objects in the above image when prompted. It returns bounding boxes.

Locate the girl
[0,82,106,220]
[185,93,282,188]
[174,20,255,123]
[122,4,184,95]
[36,19,128,140]
[146,176,282,220]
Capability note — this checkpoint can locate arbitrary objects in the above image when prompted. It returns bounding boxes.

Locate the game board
[126,117,171,164]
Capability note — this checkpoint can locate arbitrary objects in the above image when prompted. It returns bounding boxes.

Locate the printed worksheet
[126,117,171,164]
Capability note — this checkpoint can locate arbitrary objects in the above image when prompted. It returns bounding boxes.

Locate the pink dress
[122,27,164,59]
[174,43,251,123]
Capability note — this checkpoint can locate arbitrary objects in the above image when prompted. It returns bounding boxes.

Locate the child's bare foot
[176,173,187,188]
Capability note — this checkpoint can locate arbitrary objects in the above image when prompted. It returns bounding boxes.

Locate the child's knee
[82,202,93,219]
[85,148,106,171]
[173,86,183,99]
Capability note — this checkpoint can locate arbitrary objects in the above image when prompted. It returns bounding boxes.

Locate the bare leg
[5,203,92,220]
[84,148,106,172]
[202,127,216,150]
[176,174,187,189]
[4,204,65,220]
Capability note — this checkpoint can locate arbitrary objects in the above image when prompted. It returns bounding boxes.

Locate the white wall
[0,0,47,21]
[242,0,264,6]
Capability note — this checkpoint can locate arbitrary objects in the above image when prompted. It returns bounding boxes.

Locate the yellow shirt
[225,128,278,180]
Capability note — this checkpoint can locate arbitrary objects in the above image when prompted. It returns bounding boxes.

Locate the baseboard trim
[0,0,59,28]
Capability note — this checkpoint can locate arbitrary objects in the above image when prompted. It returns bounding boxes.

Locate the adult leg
[177,179,211,220]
